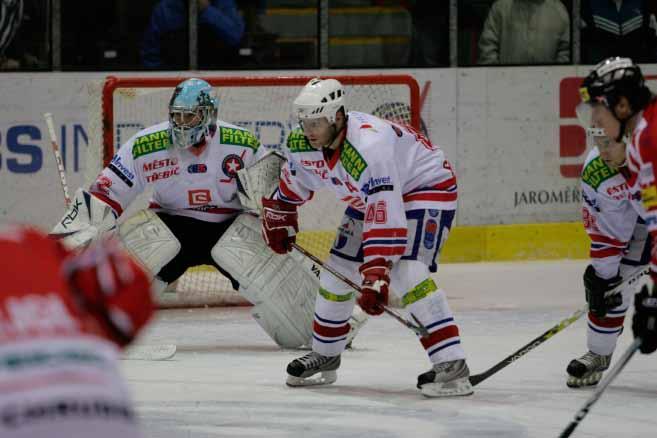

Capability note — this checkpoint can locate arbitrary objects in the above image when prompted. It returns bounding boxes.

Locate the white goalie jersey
[89,120,265,222]
[581,147,647,279]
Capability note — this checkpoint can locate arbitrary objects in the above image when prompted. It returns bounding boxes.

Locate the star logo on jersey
[221,154,244,179]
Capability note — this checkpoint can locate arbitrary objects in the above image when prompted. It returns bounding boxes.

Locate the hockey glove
[358,258,393,316]
[583,265,623,318]
[261,197,298,254]
[633,279,657,354]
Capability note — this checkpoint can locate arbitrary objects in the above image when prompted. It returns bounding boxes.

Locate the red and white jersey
[0,226,141,438]
[276,111,457,265]
[90,120,263,223]
[581,147,644,279]
[626,99,657,276]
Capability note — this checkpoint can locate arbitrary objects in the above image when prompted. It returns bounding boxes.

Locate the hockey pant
[587,222,650,356]
[312,207,466,365]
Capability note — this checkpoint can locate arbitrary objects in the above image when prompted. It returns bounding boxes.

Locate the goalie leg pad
[212,213,318,348]
[118,209,181,278]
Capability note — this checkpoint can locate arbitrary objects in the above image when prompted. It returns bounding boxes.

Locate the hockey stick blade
[122,344,177,361]
[559,338,641,438]
[469,267,648,386]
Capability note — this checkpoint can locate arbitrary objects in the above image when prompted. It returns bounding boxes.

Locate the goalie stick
[559,338,642,438]
[291,242,430,337]
[45,112,177,362]
[469,267,648,386]
[122,343,177,361]
[44,112,72,206]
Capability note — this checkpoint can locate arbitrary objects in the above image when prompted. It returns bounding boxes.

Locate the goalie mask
[168,78,218,150]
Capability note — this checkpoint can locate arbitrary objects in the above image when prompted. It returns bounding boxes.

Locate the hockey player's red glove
[261,197,298,254]
[358,258,393,316]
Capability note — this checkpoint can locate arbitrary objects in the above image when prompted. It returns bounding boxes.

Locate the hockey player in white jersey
[260,78,472,397]
[567,126,650,387]
[49,78,338,349]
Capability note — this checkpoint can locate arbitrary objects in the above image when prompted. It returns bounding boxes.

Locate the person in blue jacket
[141,0,245,69]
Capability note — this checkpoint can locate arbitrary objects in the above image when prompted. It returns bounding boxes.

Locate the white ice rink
[122,260,657,438]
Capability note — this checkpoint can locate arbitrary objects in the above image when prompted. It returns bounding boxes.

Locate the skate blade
[420,378,474,397]
[286,370,337,387]
[566,372,602,388]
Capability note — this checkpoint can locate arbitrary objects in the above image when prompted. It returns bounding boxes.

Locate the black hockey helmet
[579,57,651,117]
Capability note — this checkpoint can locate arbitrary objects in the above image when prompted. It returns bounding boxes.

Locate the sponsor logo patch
[424,219,438,249]
[334,218,356,250]
[340,140,368,181]
[188,189,211,205]
[188,164,208,174]
[219,126,259,150]
[221,154,244,178]
[132,129,171,159]
[287,129,315,153]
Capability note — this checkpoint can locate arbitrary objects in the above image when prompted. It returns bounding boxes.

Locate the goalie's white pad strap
[211,213,318,348]
[118,209,181,277]
[237,151,285,213]
[51,188,117,249]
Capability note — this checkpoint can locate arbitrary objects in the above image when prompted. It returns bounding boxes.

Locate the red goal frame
[100,75,421,167]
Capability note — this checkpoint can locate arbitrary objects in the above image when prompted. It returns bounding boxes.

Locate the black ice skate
[286,352,341,387]
[566,351,611,388]
[416,359,474,397]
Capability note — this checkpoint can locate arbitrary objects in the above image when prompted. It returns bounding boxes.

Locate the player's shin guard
[311,288,356,357]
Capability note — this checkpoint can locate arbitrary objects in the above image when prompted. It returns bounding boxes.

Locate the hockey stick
[122,343,177,361]
[469,267,648,386]
[44,118,176,360]
[44,113,72,207]
[291,242,430,337]
[559,338,642,438]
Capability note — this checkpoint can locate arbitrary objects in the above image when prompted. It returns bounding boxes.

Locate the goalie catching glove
[583,265,623,318]
[358,258,393,316]
[261,197,298,254]
[50,188,118,249]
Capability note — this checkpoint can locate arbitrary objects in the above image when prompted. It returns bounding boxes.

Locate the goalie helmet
[293,78,346,124]
[168,78,218,149]
[579,57,651,119]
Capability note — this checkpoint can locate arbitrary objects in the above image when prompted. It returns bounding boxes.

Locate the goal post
[87,74,421,307]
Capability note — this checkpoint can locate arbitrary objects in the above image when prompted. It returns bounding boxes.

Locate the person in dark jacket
[141,0,245,69]
[581,0,657,64]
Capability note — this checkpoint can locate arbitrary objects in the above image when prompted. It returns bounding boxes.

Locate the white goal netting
[87,75,420,307]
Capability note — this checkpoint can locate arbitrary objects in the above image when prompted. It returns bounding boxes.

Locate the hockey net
[87,75,420,307]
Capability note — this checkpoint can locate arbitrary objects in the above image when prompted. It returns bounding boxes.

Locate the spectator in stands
[581,0,657,64]
[0,0,46,70]
[407,0,450,66]
[478,0,571,65]
[141,0,245,69]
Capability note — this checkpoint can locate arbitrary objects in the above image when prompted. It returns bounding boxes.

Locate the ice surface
[122,260,657,437]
